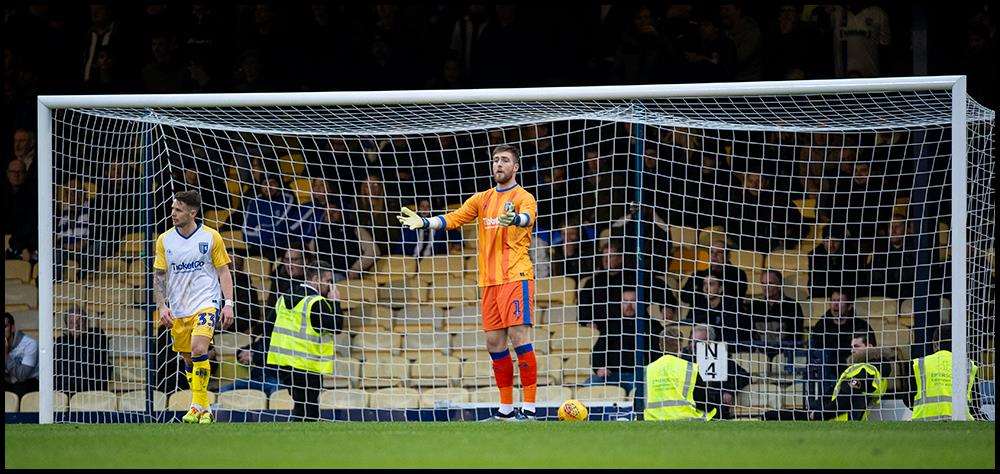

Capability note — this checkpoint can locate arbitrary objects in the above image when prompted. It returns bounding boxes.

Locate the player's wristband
[224,299,233,308]
[515,213,530,227]
[421,217,429,228]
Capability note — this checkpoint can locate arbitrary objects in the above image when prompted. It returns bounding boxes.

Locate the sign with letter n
[695,341,729,382]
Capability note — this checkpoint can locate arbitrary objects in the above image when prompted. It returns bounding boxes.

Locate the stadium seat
[19,391,69,413]
[459,358,495,388]
[318,389,368,409]
[729,250,765,274]
[782,383,807,410]
[353,331,403,358]
[117,232,146,257]
[334,332,351,358]
[561,352,593,385]
[375,278,421,309]
[698,226,728,247]
[219,230,248,251]
[408,352,461,387]
[549,323,598,353]
[216,389,267,410]
[372,256,418,284]
[6,391,19,413]
[532,353,563,386]
[166,390,217,411]
[369,387,420,409]
[450,331,488,360]
[732,352,771,377]
[545,305,579,324]
[359,354,409,388]
[534,277,577,308]
[203,209,231,228]
[443,304,480,331]
[792,199,818,220]
[242,256,274,291]
[766,252,810,274]
[418,387,470,408]
[69,391,118,412]
[575,385,628,403]
[107,334,144,357]
[669,226,700,247]
[735,384,782,417]
[535,385,571,404]
[113,356,146,383]
[770,352,808,382]
[290,178,313,204]
[781,271,811,302]
[345,303,394,332]
[420,254,466,277]
[897,299,915,327]
[10,309,38,331]
[5,282,38,309]
[268,390,294,410]
[530,326,551,355]
[5,260,32,284]
[805,299,829,327]
[117,390,166,411]
[855,298,897,321]
[402,331,451,355]
[469,386,521,404]
[213,332,252,357]
[427,274,478,305]
[278,153,306,179]
[323,357,361,389]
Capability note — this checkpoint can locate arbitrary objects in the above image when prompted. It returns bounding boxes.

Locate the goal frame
[36,75,972,423]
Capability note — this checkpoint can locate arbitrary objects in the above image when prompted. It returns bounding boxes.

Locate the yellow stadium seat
[792,199,818,219]
[420,254,466,277]
[69,391,118,411]
[323,357,361,389]
[535,354,564,386]
[277,153,306,180]
[402,331,450,355]
[203,209,231,228]
[117,390,166,411]
[353,331,403,359]
[113,356,146,383]
[319,389,369,409]
[729,250,765,273]
[372,256,418,284]
[216,389,267,410]
[854,298,897,320]
[536,385,572,404]
[166,390,216,411]
[369,387,420,409]
[549,323,599,353]
[735,384,782,417]
[5,260,32,283]
[427,274,478,305]
[767,252,810,273]
[535,277,577,308]
[408,352,461,387]
[731,352,771,377]
[19,391,69,413]
[418,387,470,408]
[118,232,146,257]
[290,178,313,204]
[460,358,495,388]
[575,385,628,403]
[6,282,38,309]
[268,390,294,410]
[345,303,393,332]
[337,280,379,309]
[6,391,19,413]
[449,331,488,357]
[220,230,248,251]
[782,383,807,409]
[469,386,521,404]
[669,225,700,247]
[561,352,593,385]
[359,354,409,389]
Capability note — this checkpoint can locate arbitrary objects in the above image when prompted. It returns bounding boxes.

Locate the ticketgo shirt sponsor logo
[171,260,207,273]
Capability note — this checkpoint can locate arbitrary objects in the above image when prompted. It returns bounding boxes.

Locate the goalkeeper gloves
[397,207,428,230]
[497,201,519,226]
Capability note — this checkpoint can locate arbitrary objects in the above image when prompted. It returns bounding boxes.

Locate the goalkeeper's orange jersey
[441,183,536,287]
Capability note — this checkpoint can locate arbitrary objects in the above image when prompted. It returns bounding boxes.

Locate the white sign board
[695,341,729,382]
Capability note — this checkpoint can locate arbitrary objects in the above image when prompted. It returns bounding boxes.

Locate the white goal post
[35,76,992,423]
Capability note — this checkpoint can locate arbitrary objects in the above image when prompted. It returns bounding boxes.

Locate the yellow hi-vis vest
[830,363,888,421]
[266,294,335,374]
[644,354,717,421]
[911,350,978,421]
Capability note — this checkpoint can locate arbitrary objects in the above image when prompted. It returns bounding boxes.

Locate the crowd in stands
[3,3,995,414]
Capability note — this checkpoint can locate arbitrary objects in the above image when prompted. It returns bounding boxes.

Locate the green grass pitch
[5,422,995,468]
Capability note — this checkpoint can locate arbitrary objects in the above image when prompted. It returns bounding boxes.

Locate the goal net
[35,78,994,422]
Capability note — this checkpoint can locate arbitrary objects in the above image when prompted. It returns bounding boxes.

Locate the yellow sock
[192,358,211,410]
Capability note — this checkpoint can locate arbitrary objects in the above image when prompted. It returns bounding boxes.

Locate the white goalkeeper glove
[497,202,517,226]
[397,207,428,230]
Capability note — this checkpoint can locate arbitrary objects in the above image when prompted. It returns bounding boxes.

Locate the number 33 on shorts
[196,311,218,329]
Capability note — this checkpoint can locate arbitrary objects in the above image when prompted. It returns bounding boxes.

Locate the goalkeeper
[398,144,538,421]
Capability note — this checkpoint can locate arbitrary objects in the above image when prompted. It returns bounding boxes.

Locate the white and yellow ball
[557,399,588,421]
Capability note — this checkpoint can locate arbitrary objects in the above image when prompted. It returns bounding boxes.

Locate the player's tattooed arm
[153,269,167,310]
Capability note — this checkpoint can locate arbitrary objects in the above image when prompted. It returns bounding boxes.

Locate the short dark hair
[174,190,202,214]
[4,312,14,328]
[305,262,333,282]
[852,333,874,346]
[832,287,854,302]
[491,144,520,164]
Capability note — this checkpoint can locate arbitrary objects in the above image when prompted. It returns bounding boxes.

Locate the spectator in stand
[54,178,94,279]
[141,31,185,93]
[613,5,674,84]
[809,225,861,298]
[4,159,37,260]
[681,325,752,420]
[747,270,806,354]
[304,180,377,281]
[577,147,627,225]
[685,275,750,350]
[583,289,662,395]
[81,4,128,92]
[394,197,461,258]
[720,2,763,81]
[765,5,826,79]
[550,217,596,281]
[4,313,39,396]
[353,173,401,258]
[449,4,491,83]
[666,130,731,229]
[579,240,629,327]
[680,241,749,307]
[218,296,282,397]
[266,247,307,311]
[679,13,736,82]
[726,170,804,253]
[829,3,891,77]
[230,254,262,335]
[243,175,298,260]
[868,218,948,300]
[808,288,876,393]
[54,307,110,395]
[12,129,37,185]
[821,159,896,252]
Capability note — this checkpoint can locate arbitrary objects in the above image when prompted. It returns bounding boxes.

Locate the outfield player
[154,190,235,424]
[398,144,538,421]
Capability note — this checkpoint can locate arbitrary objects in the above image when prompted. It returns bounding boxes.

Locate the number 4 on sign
[695,341,729,382]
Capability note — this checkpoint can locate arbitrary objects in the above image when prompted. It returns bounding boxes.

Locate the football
[557,399,589,421]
